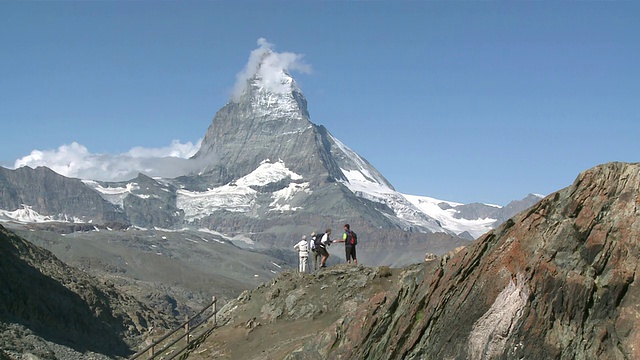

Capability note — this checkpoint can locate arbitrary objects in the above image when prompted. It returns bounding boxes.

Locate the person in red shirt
[335,223,357,265]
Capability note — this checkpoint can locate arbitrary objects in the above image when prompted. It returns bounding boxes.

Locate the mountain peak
[230,38,311,118]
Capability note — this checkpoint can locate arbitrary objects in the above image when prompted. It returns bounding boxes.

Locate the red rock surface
[324,162,640,359]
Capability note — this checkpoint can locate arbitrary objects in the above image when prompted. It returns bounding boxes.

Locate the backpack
[347,230,358,246]
[313,232,324,249]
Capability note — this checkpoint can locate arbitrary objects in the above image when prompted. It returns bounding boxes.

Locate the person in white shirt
[318,228,332,268]
[293,235,309,273]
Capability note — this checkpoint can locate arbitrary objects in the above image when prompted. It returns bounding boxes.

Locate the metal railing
[130,296,217,360]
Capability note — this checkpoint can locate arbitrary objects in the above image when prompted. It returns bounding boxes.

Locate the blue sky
[1,1,638,205]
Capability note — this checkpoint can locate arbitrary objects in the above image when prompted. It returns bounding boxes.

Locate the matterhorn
[0,39,540,266]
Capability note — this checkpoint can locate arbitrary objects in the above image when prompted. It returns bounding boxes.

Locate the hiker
[293,235,309,273]
[310,232,322,272]
[318,228,332,268]
[335,223,358,265]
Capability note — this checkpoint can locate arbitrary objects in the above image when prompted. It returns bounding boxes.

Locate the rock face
[192,51,391,192]
[0,166,128,225]
[324,162,640,359]
[120,173,184,228]
[187,162,640,359]
[194,72,345,188]
[0,224,172,358]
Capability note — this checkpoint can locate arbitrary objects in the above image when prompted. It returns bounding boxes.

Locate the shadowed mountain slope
[0,224,172,359]
[185,162,640,359]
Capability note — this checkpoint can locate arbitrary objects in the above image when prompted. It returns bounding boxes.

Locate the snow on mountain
[176,159,309,221]
[330,135,498,238]
[81,145,491,238]
[82,180,142,207]
[338,165,499,238]
[331,135,392,187]
[336,158,448,233]
[197,227,256,246]
[269,182,309,212]
[401,194,497,239]
[177,183,256,220]
[247,78,307,120]
[0,204,85,224]
[235,159,303,186]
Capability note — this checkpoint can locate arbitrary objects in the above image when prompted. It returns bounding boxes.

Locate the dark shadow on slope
[0,226,132,357]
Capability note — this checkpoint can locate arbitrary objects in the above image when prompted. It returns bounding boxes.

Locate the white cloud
[126,140,200,158]
[231,38,311,101]
[13,140,210,181]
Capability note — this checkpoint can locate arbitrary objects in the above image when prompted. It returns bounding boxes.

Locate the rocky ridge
[183,264,406,359]
[183,162,640,359]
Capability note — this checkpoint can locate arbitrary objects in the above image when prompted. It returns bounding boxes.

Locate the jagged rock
[424,253,438,262]
[320,162,640,359]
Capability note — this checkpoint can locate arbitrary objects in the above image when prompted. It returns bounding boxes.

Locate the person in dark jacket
[310,232,322,272]
[335,223,357,265]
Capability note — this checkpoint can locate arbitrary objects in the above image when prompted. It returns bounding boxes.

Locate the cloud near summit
[231,38,312,101]
[14,140,206,182]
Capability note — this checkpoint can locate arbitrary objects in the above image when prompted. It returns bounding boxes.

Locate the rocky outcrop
[184,265,406,360]
[318,162,640,359]
[186,162,640,359]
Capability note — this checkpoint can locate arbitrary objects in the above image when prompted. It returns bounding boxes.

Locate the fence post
[184,314,190,345]
[213,296,217,326]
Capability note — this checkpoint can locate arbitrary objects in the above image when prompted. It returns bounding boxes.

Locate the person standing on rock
[335,223,358,265]
[310,231,322,272]
[293,235,309,273]
[318,228,332,268]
